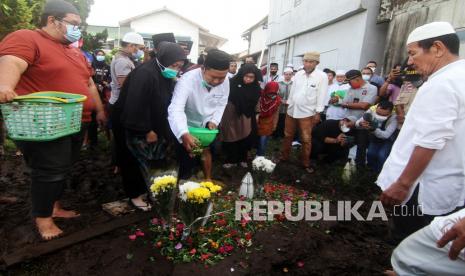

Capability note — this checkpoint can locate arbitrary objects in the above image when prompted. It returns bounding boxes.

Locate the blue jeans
[367,140,392,172]
[256,136,269,156]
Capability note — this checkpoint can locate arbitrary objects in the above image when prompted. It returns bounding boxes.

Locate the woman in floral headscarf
[256,81,281,156]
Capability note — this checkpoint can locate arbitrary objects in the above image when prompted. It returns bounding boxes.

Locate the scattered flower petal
[128,234,137,241]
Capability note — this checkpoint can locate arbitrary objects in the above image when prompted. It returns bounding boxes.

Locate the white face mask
[340,123,350,133]
[362,74,371,81]
[374,113,388,122]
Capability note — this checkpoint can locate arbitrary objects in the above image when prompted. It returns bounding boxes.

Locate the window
[457,29,465,59]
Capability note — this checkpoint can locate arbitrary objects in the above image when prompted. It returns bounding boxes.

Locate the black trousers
[223,138,249,164]
[354,129,369,167]
[310,137,349,163]
[110,106,147,199]
[16,128,85,217]
[390,185,464,245]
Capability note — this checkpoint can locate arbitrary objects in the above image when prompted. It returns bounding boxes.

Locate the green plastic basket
[0,92,87,141]
[188,127,219,147]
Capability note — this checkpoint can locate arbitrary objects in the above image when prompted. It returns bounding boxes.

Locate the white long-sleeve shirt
[377,59,465,216]
[168,68,230,142]
[286,69,328,118]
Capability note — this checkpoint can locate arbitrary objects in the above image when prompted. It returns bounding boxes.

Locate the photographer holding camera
[356,101,398,172]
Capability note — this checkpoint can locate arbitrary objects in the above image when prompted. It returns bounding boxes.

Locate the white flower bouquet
[252,157,276,197]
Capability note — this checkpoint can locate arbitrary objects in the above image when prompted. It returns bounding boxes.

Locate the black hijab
[228,64,262,118]
[116,42,186,138]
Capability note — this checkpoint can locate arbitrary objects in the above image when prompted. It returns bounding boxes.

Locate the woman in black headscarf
[219,64,261,168]
[112,42,186,211]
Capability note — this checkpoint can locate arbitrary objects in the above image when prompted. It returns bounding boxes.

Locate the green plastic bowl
[188,127,219,147]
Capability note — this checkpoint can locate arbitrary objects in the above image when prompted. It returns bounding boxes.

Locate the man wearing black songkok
[168,49,231,180]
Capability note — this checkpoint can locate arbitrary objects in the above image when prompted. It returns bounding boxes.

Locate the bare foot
[35,217,63,240]
[384,270,396,276]
[52,202,80,218]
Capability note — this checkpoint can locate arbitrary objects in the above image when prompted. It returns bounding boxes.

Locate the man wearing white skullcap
[378,21,465,276]
[325,69,351,120]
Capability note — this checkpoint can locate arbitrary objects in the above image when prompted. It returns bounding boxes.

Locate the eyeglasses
[58,19,81,31]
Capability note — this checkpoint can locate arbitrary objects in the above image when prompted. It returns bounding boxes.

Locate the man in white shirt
[280,51,328,173]
[377,22,465,246]
[325,70,351,120]
[168,49,231,180]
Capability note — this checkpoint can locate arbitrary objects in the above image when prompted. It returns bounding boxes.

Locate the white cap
[122,32,145,45]
[286,63,294,68]
[406,22,455,45]
[335,69,346,76]
[283,67,293,73]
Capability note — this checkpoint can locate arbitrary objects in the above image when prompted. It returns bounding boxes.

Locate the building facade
[266,0,388,73]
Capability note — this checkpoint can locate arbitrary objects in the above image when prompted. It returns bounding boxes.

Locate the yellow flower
[150,175,177,195]
[186,187,211,204]
[200,181,222,194]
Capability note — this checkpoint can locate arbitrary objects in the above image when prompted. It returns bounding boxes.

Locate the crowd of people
[0,0,465,275]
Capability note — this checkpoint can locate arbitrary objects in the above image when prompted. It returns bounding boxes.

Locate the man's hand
[0,85,18,103]
[96,110,107,128]
[181,133,198,153]
[360,120,371,129]
[313,113,321,124]
[397,114,405,124]
[437,217,465,260]
[207,122,217,130]
[336,134,346,146]
[329,96,339,105]
[387,69,401,83]
[146,131,158,143]
[380,180,411,207]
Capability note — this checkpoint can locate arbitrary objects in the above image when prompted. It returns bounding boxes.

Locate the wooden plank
[1,211,153,268]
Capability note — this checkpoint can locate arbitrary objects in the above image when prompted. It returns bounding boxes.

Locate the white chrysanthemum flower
[179,181,201,201]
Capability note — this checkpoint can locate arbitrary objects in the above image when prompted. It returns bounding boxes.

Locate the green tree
[0,0,45,40]
[81,28,108,52]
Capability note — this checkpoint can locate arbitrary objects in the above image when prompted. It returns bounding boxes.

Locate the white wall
[269,11,368,72]
[249,25,267,55]
[129,11,199,60]
[268,0,363,44]
[359,0,388,72]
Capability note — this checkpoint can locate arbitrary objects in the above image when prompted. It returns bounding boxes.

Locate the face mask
[350,82,362,89]
[369,67,376,74]
[133,49,144,59]
[96,55,105,62]
[64,24,81,43]
[202,79,213,89]
[157,58,178,79]
[374,113,388,122]
[340,123,350,133]
[362,74,371,81]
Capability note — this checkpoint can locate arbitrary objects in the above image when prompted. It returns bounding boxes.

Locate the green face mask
[157,58,178,79]
[202,79,213,89]
[161,67,178,79]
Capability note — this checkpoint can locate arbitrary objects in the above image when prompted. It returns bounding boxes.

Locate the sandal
[304,166,315,174]
[129,199,152,212]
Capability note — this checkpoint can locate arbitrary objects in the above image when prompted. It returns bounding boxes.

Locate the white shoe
[223,163,236,169]
[292,141,301,147]
[240,162,248,168]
